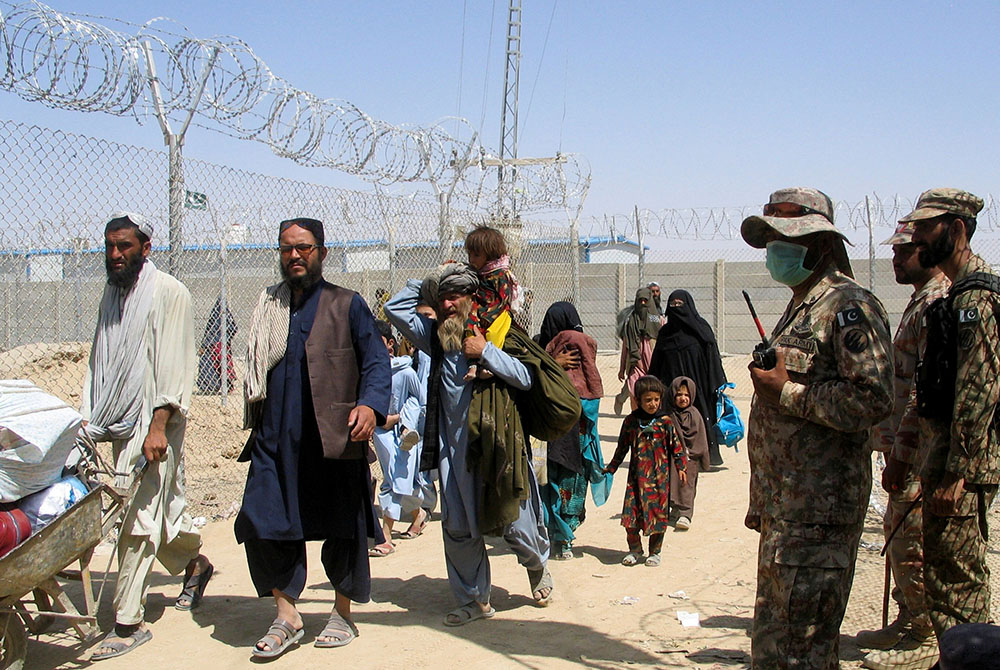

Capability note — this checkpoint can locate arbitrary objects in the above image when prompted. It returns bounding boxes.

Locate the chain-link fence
[0,118,582,518]
[2,118,998,629]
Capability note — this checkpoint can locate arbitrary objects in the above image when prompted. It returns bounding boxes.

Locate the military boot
[856,615,912,650]
[861,632,938,670]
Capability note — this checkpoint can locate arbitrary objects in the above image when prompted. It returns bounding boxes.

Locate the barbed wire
[581,193,1000,241]
[0,0,589,211]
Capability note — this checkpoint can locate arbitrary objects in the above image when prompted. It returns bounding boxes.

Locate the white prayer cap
[107,211,154,240]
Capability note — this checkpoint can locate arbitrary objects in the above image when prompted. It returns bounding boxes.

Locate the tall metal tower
[497,0,521,223]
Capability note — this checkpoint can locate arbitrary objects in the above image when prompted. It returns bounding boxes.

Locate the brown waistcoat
[239,281,368,463]
[305,282,367,460]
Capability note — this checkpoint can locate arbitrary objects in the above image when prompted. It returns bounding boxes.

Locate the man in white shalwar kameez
[83,213,212,660]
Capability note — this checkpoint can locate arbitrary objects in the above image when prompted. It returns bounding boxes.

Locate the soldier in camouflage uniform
[742,187,894,670]
[896,189,1000,644]
[859,221,949,670]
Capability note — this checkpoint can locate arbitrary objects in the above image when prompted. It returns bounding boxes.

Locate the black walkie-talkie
[743,290,776,370]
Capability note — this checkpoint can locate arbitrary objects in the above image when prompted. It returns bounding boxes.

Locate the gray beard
[438,313,465,352]
[437,301,472,352]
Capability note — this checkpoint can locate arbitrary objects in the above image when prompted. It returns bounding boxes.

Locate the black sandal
[91,626,152,661]
[175,561,214,611]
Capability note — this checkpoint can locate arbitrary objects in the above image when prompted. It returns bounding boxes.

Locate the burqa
[648,290,727,466]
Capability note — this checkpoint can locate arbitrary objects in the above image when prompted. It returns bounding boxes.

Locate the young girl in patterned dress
[604,375,687,567]
[462,226,521,381]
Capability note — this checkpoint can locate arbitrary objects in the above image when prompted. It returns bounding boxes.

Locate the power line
[456,0,467,139]
[478,0,498,139]
[520,0,557,143]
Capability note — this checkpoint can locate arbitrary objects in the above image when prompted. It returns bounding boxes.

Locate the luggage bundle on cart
[0,381,145,670]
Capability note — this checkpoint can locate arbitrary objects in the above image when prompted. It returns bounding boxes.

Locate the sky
[1,0,998,224]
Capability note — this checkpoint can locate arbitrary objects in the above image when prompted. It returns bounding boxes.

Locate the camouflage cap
[899,188,984,223]
[741,187,849,249]
[881,220,915,246]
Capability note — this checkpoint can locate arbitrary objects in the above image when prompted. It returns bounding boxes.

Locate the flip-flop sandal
[315,612,359,648]
[443,602,495,627]
[553,544,574,560]
[528,567,554,607]
[368,542,395,557]
[621,552,644,566]
[399,429,420,452]
[175,562,214,611]
[645,553,662,567]
[90,627,152,661]
[252,618,304,659]
[399,510,429,539]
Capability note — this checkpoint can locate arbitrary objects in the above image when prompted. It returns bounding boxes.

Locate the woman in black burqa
[648,290,727,466]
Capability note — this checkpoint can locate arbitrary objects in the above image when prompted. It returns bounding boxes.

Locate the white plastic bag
[16,475,89,530]
[0,380,83,501]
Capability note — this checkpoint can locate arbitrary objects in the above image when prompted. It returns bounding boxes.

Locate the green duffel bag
[502,328,582,441]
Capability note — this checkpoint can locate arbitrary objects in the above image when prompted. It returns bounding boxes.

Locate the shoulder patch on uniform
[836,307,863,328]
[958,328,976,350]
[843,328,869,353]
[957,307,980,324]
[791,319,812,336]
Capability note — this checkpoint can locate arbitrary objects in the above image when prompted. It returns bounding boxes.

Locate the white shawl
[82,260,157,443]
[242,282,291,428]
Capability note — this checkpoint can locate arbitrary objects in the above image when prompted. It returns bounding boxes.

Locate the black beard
[918,229,954,268]
[280,260,322,291]
[106,255,145,289]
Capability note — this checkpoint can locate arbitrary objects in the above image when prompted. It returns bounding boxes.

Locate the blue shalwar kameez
[413,349,439,513]
[385,282,550,607]
[235,283,389,603]
[373,355,425,521]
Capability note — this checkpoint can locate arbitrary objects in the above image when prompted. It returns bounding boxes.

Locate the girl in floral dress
[604,375,687,567]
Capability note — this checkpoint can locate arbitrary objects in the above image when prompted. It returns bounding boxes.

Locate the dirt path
[14,353,964,669]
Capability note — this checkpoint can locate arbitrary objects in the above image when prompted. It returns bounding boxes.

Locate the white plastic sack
[0,380,83,502]
[17,475,89,530]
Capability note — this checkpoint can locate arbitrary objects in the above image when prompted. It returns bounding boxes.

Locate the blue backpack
[713,382,744,449]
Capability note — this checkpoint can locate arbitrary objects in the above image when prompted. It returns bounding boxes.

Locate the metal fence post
[635,205,644,286]
[617,263,627,315]
[438,191,452,260]
[167,135,185,277]
[715,258,726,352]
[219,225,230,406]
[72,237,85,341]
[866,195,875,292]
[570,214,580,304]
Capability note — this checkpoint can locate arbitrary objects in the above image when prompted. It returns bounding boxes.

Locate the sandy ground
[5,348,996,669]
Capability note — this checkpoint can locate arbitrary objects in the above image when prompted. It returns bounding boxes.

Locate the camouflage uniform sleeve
[875,311,916,453]
[947,290,1000,480]
[888,298,932,462]
[779,298,894,432]
[892,383,921,465]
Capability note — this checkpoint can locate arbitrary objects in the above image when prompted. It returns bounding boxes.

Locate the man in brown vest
[236,217,390,658]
